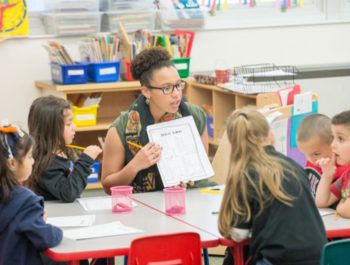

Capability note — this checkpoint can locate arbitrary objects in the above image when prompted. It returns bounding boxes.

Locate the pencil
[66,144,86,151]
[201,189,222,194]
[211,211,219,215]
[334,211,338,220]
[127,141,143,149]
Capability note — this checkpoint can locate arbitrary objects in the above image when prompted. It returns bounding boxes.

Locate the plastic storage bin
[100,0,154,11]
[88,61,120,82]
[101,10,155,32]
[159,8,205,29]
[51,63,88,84]
[46,0,99,12]
[172,58,190,78]
[206,115,213,137]
[88,161,101,183]
[73,105,99,126]
[42,12,101,35]
[120,60,134,81]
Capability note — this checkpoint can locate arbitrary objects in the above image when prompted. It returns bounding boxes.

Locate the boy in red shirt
[315,110,350,217]
[297,114,349,199]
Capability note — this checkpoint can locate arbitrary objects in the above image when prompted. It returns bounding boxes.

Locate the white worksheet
[147,116,214,187]
[47,215,95,228]
[77,196,137,211]
[63,221,143,240]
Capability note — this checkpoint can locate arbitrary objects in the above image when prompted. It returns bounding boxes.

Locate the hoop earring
[145,98,150,105]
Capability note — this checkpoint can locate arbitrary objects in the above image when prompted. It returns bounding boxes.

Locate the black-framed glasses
[147,80,186,95]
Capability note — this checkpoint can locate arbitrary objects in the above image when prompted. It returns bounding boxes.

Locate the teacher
[101,47,215,194]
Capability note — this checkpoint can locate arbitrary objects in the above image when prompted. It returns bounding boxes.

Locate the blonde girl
[218,109,326,265]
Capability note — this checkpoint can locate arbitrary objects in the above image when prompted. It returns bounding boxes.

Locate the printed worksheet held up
[147,116,214,187]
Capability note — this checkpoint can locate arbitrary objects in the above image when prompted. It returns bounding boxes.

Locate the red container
[215,69,230,84]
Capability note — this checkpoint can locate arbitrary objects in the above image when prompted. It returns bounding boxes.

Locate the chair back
[321,239,350,265]
[127,232,203,265]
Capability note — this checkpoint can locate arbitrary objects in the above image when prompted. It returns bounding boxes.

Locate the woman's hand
[130,142,162,171]
[175,181,194,189]
[84,145,103,160]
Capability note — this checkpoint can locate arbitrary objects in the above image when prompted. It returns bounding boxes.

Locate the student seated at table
[101,47,215,194]
[297,114,349,199]
[0,124,62,265]
[26,95,102,203]
[315,110,350,218]
[218,109,327,265]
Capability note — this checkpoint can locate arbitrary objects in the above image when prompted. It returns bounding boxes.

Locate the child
[0,123,62,265]
[315,110,350,217]
[297,113,349,198]
[26,95,102,202]
[218,109,327,265]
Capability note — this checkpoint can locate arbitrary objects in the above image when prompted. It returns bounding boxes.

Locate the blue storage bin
[51,63,88,84]
[88,161,101,183]
[207,115,213,137]
[88,61,120,82]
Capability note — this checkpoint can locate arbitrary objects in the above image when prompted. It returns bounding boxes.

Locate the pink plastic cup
[163,187,186,216]
[111,186,133,213]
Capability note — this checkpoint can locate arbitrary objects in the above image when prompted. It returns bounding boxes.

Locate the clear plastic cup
[111,186,133,213]
[163,187,186,215]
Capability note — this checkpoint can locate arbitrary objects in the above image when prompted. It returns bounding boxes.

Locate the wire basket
[231,63,298,94]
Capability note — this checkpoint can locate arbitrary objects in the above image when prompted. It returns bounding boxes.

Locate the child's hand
[84,145,103,160]
[43,209,48,222]
[131,142,162,171]
[316,153,337,179]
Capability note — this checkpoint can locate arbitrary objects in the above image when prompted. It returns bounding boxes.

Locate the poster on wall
[0,0,28,36]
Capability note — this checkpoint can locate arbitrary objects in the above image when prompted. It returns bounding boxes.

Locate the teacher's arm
[101,127,161,195]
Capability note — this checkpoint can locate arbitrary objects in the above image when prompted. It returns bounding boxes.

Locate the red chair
[127,232,203,265]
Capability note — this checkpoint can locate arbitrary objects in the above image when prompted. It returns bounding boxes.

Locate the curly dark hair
[130,47,174,87]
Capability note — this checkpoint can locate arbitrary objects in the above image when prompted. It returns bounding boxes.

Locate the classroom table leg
[124,255,128,265]
[203,248,210,265]
[107,257,115,265]
[67,261,80,265]
[231,245,244,265]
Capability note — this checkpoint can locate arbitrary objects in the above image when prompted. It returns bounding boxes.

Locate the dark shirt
[36,153,94,202]
[235,146,327,265]
[0,185,62,265]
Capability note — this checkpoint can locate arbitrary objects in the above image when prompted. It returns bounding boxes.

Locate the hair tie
[238,113,248,119]
[0,122,23,159]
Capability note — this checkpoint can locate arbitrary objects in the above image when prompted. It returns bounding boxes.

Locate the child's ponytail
[219,109,297,239]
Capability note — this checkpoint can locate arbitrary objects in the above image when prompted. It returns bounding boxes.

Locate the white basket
[42,12,101,35]
[101,10,156,32]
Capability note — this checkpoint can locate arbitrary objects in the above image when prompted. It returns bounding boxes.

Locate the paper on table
[63,221,143,240]
[147,116,214,187]
[47,215,95,227]
[77,196,137,211]
[319,208,334,216]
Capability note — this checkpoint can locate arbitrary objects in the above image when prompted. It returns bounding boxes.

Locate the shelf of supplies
[35,80,141,93]
[75,117,112,132]
[86,181,103,190]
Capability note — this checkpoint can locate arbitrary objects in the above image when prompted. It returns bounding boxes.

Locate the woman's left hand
[175,181,194,189]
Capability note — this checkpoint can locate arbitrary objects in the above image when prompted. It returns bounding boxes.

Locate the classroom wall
[1,22,350,129]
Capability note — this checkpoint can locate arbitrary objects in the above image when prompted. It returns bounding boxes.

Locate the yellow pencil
[334,211,338,220]
[127,141,143,149]
[66,144,86,150]
[201,188,222,194]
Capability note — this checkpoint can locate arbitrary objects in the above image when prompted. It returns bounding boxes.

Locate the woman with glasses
[101,47,216,194]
